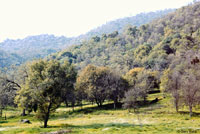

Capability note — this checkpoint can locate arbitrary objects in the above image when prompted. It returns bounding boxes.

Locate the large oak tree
[16,60,76,128]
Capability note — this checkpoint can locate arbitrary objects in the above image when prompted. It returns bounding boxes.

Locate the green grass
[1,93,200,134]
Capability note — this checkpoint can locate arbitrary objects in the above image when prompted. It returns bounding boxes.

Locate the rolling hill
[50,1,200,73]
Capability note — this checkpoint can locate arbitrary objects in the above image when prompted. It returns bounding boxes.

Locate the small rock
[102,128,111,131]
[20,119,31,124]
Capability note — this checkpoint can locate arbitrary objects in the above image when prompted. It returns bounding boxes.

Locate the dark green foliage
[76,65,127,108]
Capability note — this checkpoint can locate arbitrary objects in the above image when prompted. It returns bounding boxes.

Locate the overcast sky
[0,0,193,42]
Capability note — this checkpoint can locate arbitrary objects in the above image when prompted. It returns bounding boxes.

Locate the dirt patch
[41,129,72,134]
[0,127,18,131]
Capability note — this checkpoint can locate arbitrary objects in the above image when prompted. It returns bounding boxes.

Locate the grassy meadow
[0,93,200,134]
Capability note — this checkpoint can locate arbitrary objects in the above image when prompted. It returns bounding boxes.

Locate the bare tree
[181,71,200,117]
[165,70,182,112]
[0,71,19,119]
[166,51,200,116]
[123,86,141,112]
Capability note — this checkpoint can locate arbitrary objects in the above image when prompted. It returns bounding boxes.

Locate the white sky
[0,0,193,42]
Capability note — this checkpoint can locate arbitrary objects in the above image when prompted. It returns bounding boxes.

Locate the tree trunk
[43,114,49,128]
[43,102,52,128]
[175,105,179,113]
[72,102,75,112]
[21,109,26,116]
[100,102,102,107]
[174,98,179,113]
[95,99,100,107]
[80,101,83,109]
[65,100,68,107]
[189,105,193,117]
[97,102,100,107]
[114,98,118,109]
[174,79,179,113]
[0,108,2,117]
[44,117,48,128]
[96,102,102,107]
[4,113,6,120]
[143,96,147,104]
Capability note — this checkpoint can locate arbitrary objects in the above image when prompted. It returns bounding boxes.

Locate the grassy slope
[1,93,200,134]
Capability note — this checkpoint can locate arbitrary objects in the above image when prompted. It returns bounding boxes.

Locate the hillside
[51,1,200,73]
[79,9,174,39]
[0,9,173,69]
[0,34,72,60]
[0,49,23,69]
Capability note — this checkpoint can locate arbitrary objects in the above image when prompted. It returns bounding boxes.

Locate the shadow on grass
[51,103,122,120]
[68,103,123,114]
[8,114,34,119]
[14,123,138,134]
[178,111,200,117]
[37,122,141,130]
[71,99,160,114]
[40,125,61,128]
[51,99,161,120]
[59,103,91,108]
[0,120,8,124]
[60,122,147,129]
